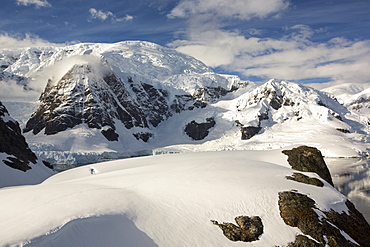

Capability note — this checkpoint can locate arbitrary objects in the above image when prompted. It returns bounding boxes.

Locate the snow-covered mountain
[317,82,370,119]
[1,41,370,169]
[0,101,54,187]
[1,149,369,246]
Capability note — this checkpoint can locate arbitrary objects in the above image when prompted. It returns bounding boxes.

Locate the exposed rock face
[278,191,366,246]
[336,128,350,133]
[170,94,207,113]
[0,101,37,171]
[211,216,263,242]
[23,61,217,142]
[282,146,334,186]
[324,200,370,247]
[287,235,322,247]
[286,172,324,187]
[101,128,119,141]
[133,132,153,142]
[192,86,229,103]
[184,117,216,140]
[241,126,262,140]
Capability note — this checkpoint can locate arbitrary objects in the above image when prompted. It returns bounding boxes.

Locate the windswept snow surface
[0,150,349,247]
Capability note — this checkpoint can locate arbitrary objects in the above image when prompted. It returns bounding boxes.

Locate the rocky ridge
[0,101,37,171]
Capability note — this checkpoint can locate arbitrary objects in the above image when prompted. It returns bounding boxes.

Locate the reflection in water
[325,158,370,223]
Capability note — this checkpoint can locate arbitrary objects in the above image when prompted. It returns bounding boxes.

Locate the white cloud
[16,0,51,8]
[168,0,290,20]
[0,81,40,102]
[169,28,370,84]
[0,33,57,49]
[88,8,133,22]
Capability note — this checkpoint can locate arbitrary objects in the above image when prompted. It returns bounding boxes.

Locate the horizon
[0,0,369,85]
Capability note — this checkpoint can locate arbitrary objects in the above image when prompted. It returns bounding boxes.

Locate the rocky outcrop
[324,200,370,247]
[170,95,207,113]
[101,128,119,141]
[286,172,324,187]
[24,62,217,143]
[241,126,262,140]
[133,132,153,142]
[0,101,37,171]
[282,146,334,186]
[23,64,166,141]
[184,117,215,140]
[279,191,370,246]
[192,86,229,103]
[211,216,263,242]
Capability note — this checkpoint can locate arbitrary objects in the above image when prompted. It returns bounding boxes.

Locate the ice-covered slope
[0,101,54,187]
[0,149,368,246]
[0,41,237,96]
[153,80,370,157]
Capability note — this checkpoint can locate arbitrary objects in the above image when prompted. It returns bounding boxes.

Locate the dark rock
[317,100,327,107]
[278,191,366,246]
[241,126,261,140]
[133,132,153,142]
[336,128,350,133]
[192,86,229,103]
[269,92,284,110]
[278,191,325,244]
[130,81,172,127]
[324,200,370,247]
[184,117,215,140]
[101,128,119,141]
[170,95,207,113]
[211,216,263,242]
[286,173,324,187]
[258,112,269,121]
[0,101,37,172]
[42,160,54,170]
[287,235,322,247]
[282,146,334,186]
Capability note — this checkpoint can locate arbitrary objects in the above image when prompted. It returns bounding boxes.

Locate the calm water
[325,158,370,223]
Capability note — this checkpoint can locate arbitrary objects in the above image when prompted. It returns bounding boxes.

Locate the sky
[0,0,370,85]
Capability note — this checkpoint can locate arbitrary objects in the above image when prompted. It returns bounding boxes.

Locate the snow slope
[152,79,370,157]
[0,150,352,247]
[313,82,370,118]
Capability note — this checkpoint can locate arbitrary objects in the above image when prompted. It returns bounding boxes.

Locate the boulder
[241,126,261,140]
[286,172,324,187]
[282,146,334,186]
[184,117,215,140]
[211,216,263,242]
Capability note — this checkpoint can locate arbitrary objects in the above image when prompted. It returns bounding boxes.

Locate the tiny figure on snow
[89,167,96,175]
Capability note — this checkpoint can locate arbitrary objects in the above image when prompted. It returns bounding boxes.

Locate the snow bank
[0,150,351,246]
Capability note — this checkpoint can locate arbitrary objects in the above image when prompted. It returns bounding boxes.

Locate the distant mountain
[318,82,370,119]
[0,101,54,187]
[1,41,369,169]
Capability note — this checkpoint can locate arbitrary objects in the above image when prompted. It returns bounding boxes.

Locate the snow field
[0,150,349,246]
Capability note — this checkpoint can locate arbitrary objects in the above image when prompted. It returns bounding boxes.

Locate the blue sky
[1,0,369,85]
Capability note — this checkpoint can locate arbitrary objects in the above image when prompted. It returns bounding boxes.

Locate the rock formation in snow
[0,101,37,171]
